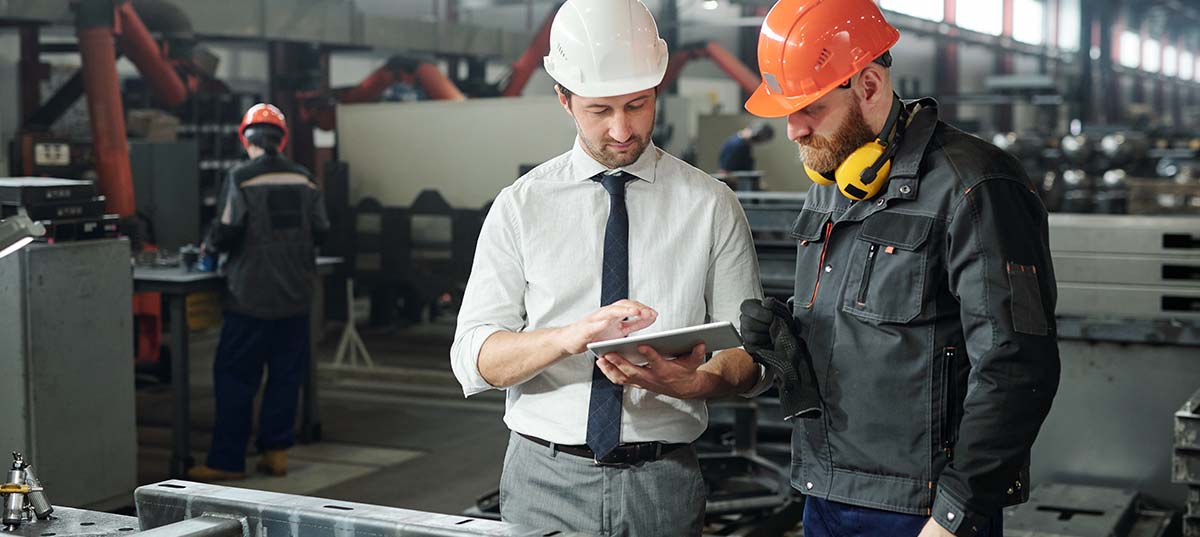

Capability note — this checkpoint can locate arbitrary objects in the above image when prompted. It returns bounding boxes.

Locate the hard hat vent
[815,48,832,71]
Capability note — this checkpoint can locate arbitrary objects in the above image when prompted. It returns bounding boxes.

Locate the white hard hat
[543,0,669,98]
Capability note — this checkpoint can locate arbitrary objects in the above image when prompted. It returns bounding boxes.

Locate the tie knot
[596,172,634,197]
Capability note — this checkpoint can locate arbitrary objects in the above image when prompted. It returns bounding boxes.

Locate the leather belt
[518,433,688,465]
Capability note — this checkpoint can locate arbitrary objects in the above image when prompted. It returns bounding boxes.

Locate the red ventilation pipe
[116,0,187,108]
[77,0,136,218]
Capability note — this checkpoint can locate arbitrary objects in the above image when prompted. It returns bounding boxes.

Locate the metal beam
[135,516,244,537]
[135,480,592,537]
[0,0,534,59]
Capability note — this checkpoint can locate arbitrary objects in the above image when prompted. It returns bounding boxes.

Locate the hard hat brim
[549,69,666,99]
[744,82,823,118]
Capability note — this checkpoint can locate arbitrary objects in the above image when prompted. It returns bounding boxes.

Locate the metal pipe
[3,467,24,526]
[413,62,466,101]
[18,26,41,125]
[700,41,760,95]
[116,0,187,108]
[21,466,52,520]
[136,516,243,537]
[660,42,759,96]
[500,2,559,97]
[77,0,137,218]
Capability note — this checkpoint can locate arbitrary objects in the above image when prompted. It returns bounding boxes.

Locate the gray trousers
[499,432,706,537]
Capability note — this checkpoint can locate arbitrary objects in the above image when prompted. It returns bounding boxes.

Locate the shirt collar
[570,137,659,184]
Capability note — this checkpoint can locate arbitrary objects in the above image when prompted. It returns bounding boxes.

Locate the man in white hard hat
[450,0,765,535]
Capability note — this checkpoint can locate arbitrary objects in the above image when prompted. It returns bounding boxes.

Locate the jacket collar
[884,97,940,201]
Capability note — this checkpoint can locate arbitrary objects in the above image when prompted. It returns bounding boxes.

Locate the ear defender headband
[804,94,906,201]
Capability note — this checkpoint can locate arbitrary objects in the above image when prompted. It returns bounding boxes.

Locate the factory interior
[0,0,1198,536]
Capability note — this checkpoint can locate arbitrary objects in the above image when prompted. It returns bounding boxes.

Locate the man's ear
[856,64,888,107]
[554,84,572,115]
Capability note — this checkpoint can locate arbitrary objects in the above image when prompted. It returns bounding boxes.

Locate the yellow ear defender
[804,94,906,201]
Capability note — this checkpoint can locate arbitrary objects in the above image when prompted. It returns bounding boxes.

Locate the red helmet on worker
[239,103,289,152]
[745,0,900,118]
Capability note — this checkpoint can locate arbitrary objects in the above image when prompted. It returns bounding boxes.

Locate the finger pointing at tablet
[557,300,658,355]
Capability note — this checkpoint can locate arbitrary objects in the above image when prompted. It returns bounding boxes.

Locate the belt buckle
[593,447,630,467]
[593,452,625,467]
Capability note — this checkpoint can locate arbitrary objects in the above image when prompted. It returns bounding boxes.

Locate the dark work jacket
[206,154,330,319]
[787,99,1060,536]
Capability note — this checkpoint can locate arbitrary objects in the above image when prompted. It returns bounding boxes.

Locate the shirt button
[824,265,832,273]
[947,512,956,521]
[806,482,814,490]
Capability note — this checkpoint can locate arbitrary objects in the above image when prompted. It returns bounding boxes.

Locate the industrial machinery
[0,239,136,509]
[4,481,589,537]
[297,55,467,132]
[13,0,200,224]
[1050,214,1200,319]
[1,453,54,530]
[1003,483,1176,537]
[735,191,808,299]
[0,178,118,242]
[1175,387,1200,537]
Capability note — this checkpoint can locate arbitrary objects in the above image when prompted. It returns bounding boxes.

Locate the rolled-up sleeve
[450,190,528,397]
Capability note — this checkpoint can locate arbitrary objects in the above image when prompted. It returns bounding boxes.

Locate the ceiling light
[703,0,720,10]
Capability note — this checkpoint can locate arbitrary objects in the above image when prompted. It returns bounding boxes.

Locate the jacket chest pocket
[790,209,832,312]
[842,212,934,323]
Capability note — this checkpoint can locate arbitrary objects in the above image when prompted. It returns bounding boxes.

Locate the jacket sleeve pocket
[1007,262,1049,336]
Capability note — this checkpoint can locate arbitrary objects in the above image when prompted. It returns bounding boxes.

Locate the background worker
[187,103,331,482]
[738,1,1061,536]
[717,121,774,174]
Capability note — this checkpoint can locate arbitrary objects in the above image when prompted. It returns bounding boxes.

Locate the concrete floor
[134,319,512,516]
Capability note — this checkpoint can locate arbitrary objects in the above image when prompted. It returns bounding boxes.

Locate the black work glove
[740,297,822,420]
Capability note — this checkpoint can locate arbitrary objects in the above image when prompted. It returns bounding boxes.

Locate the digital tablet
[586,321,743,366]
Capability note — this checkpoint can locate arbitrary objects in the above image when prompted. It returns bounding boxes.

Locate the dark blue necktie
[586,171,634,459]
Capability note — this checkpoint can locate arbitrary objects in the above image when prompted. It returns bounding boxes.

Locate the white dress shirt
[450,139,763,445]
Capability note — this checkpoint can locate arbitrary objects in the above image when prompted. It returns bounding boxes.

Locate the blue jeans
[206,311,309,472]
[802,496,1002,537]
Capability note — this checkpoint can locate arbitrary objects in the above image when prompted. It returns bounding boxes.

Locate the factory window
[1181,52,1195,81]
[1118,31,1141,68]
[1013,0,1045,45]
[1057,0,1080,51]
[1142,39,1160,73]
[1163,46,1178,78]
[956,0,1003,36]
[880,0,944,22]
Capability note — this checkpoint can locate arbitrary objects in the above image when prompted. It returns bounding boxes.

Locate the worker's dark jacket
[788,99,1060,536]
[207,154,330,319]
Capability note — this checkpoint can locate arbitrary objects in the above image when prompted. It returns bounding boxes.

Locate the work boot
[256,450,288,476]
[185,465,245,482]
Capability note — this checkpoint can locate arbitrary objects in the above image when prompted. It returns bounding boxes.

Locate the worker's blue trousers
[803,496,1003,537]
[206,311,309,473]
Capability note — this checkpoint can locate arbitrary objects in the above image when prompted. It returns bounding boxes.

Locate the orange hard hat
[745,0,900,118]
[239,103,289,151]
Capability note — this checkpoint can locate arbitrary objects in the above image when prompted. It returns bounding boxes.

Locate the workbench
[132,257,341,478]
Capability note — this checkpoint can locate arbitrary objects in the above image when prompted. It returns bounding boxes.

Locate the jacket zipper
[803,221,834,309]
[856,243,879,306]
[941,347,957,459]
